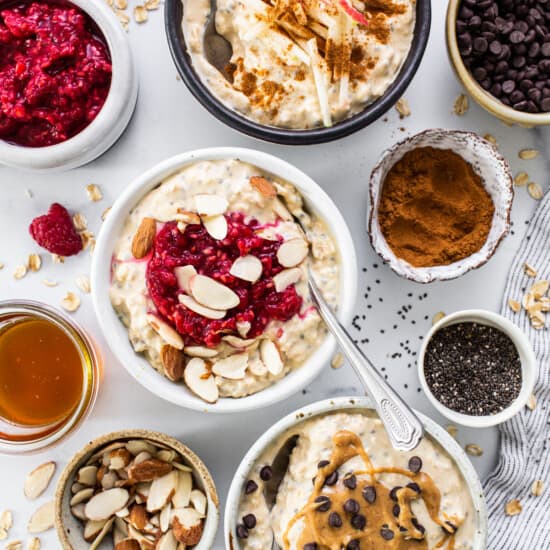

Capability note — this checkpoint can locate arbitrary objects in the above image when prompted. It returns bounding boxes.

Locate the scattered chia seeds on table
[424,322,522,416]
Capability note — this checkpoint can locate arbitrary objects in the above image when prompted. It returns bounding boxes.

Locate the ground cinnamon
[377,147,495,268]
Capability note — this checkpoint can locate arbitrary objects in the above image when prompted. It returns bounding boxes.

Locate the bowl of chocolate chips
[447,0,550,126]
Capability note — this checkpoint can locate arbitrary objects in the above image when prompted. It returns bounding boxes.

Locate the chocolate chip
[408,456,423,473]
[407,482,421,493]
[259,466,272,481]
[389,486,402,501]
[351,514,367,530]
[324,470,338,486]
[328,512,343,528]
[314,495,331,512]
[344,499,360,514]
[489,40,503,54]
[343,474,357,490]
[236,524,249,539]
[245,480,258,494]
[503,79,516,93]
[541,96,550,110]
[474,36,489,52]
[317,460,330,469]
[380,527,395,540]
[303,543,318,550]
[346,541,360,550]
[510,30,525,43]
[362,485,376,504]
[392,504,401,517]
[242,514,256,529]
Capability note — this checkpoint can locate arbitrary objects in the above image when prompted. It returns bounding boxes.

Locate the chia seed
[424,322,522,416]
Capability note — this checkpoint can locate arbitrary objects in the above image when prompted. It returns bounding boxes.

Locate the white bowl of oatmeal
[165,0,431,143]
[225,396,487,550]
[91,148,357,413]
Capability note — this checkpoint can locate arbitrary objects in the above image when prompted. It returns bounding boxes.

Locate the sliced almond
[178,294,227,320]
[202,214,228,240]
[184,346,218,358]
[229,255,263,283]
[70,487,95,506]
[183,358,219,403]
[84,488,129,521]
[147,314,184,350]
[115,507,129,518]
[272,198,292,221]
[273,267,302,292]
[128,504,148,530]
[72,483,85,494]
[171,463,193,473]
[174,265,197,293]
[113,527,127,546]
[132,218,157,259]
[101,471,119,490]
[277,238,308,268]
[126,440,158,456]
[236,321,251,338]
[222,335,256,349]
[24,462,56,500]
[189,490,207,516]
[134,451,153,465]
[115,539,140,550]
[175,210,201,225]
[161,345,185,382]
[109,448,132,470]
[157,450,177,463]
[76,466,98,487]
[171,508,203,546]
[212,353,248,380]
[189,274,240,310]
[248,356,267,376]
[260,339,284,375]
[127,526,155,549]
[157,530,178,550]
[160,502,172,533]
[147,471,178,513]
[71,503,87,521]
[128,459,173,483]
[250,176,277,198]
[28,501,55,533]
[84,519,108,542]
[89,517,114,550]
[194,194,228,216]
[465,444,483,457]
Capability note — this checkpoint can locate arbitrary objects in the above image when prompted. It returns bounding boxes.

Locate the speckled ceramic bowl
[55,429,219,549]
[224,396,487,549]
[368,129,513,283]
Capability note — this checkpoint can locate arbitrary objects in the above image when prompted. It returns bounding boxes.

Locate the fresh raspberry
[29,203,83,256]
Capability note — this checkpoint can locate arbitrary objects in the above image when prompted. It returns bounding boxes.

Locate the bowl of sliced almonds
[54,430,219,549]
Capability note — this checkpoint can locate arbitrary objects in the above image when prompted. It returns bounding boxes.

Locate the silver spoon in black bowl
[203,0,233,77]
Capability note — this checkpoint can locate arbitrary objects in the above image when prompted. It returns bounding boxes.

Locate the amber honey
[0,317,84,427]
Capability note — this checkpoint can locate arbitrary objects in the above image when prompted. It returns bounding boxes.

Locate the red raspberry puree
[146,213,303,348]
[0,1,112,147]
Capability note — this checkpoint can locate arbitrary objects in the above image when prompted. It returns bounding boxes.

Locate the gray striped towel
[484,190,550,549]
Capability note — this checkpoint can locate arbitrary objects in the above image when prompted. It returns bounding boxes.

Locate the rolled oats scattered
[101,206,112,221]
[445,425,458,438]
[526,393,537,411]
[331,353,344,370]
[61,292,81,313]
[42,280,58,288]
[483,134,497,146]
[86,184,103,202]
[27,254,41,272]
[453,93,469,115]
[115,0,127,8]
[395,98,411,118]
[505,499,522,516]
[527,182,543,200]
[524,263,538,277]
[465,443,483,457]
[134,4,148,22]
[0,529,6,540]
[76,275,91,294]
[80,231,96,252]
[508,299,521,313]
[145,0,160,9]
[116,9,130,30]
[518,148,539,160]
[51,254,65,264]
[0,263,4,270]
[432,311,446,325]
[0,511,12,531]
[514,172,529,186]
[72,213,87,232]
[27,539,40,550]
[531,479,544,497]
[5,541,22,550]
[13,265,27,280]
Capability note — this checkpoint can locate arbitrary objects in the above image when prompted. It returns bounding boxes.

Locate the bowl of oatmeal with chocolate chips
[91,148,357,413]
[165,0,431,144]
[225,397,487,549]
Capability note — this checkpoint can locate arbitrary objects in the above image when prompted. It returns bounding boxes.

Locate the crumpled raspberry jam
[146,213,303,348]
[0,1,112,147]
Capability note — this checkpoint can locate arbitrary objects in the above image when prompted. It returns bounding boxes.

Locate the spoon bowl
[203,0,233,77]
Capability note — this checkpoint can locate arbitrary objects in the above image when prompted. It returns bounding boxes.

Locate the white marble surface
[0,1,549,548]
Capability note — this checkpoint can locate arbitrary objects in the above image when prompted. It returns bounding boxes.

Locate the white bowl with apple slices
[92,147,357,413]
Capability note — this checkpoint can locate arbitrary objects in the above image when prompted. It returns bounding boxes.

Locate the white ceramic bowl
[368,129,513,283]
[224,396,488,549]
[55,430,219,549]
[91,147,357,413]
[0,0,137,172]
[418,310,536,428]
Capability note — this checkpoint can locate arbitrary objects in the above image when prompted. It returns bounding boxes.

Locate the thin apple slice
[146,314,184,350]
[24,462,56,500]
[273,267,302,292]
[229,255,263,283]
[172,471,192,509]
[183,358,219,403]
[260,339,284,375]
[189,490,207,517]
[277,238,308,267]
[212,354,248,380]
[174,265,196,293]
[147,471,179,513]
[194,194,228,216]
[184,346,218,358]
[84,488,129,521]
[178,294,227,320]
[189,274,239,310]
[202,214,228,240]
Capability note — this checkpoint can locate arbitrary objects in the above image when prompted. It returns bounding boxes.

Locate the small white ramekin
[418,310,536,428]
[368,129,513,283]
[0,0,137,172]
[224,396,487,549]
[91,147,358,413]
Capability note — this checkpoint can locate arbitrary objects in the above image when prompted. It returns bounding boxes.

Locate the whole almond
[160,345,185,381]
[128,459,173,483]
[250,176,277,197]
[131,218,157,259]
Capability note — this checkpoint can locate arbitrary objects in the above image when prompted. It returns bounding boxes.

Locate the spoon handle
[308,276,424,452]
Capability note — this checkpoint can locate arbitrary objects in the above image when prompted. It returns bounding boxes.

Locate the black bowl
[165,1,431,145]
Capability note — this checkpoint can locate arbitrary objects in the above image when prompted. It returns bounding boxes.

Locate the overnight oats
[236,411,476,549]
[182,0,415,128]
[110,159,340,404]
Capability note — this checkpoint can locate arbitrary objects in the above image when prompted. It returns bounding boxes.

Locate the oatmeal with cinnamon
[183,0,415,128]
[110,159,339,403]
[237,411,476,549]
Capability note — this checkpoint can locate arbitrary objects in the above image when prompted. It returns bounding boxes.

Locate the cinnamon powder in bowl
[368,129,513,283]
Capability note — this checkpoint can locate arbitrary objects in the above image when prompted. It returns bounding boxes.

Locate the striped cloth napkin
[484,190,550,548]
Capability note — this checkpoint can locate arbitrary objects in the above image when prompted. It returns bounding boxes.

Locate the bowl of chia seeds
[418,309,536,428]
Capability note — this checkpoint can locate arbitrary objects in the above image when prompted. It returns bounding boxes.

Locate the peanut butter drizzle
[282,431,460,550]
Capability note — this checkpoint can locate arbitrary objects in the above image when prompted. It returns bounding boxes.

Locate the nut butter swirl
[283,430,461,549]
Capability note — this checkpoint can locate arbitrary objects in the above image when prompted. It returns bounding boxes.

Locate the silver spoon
[203,0,233,78]
[308,272,424,452]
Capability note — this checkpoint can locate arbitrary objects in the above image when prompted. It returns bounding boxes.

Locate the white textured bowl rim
[367,128,513,283]
[91,147,358,413]
[0,0,137,171]
[418,309,537,428]
[224,396,488,549]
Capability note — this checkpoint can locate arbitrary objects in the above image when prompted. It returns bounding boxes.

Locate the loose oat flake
[72,213,87,231]
[331,353,344,370]
[526,393,537,411]
[445,425,458,439]
[51,254,65,264]
[5,541,22,550]
[86,184,103,202]
[518,148,539,160]
[0,511,12,531]
[508,299,521,313]
[505,499,522,516]
[531,480,544,497]
[61,292,80,312]
[134,5,147,22]
[453,93,469,115]
[13,265,27,280]
[145,0,160,9]
[465,444,483,457]
[0,529,6,540]
[527,182,543,200]
[483,134,497,146]
[27,539,40,550]
[115,0,127,8]
[432,311,446,325]
[101,206,112,221]
[514,172,529,186]
[395,98,411,118]
[524,263,538,277]
[27,254,41,272]
[76,275,91,294]
[42,280,58,287]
